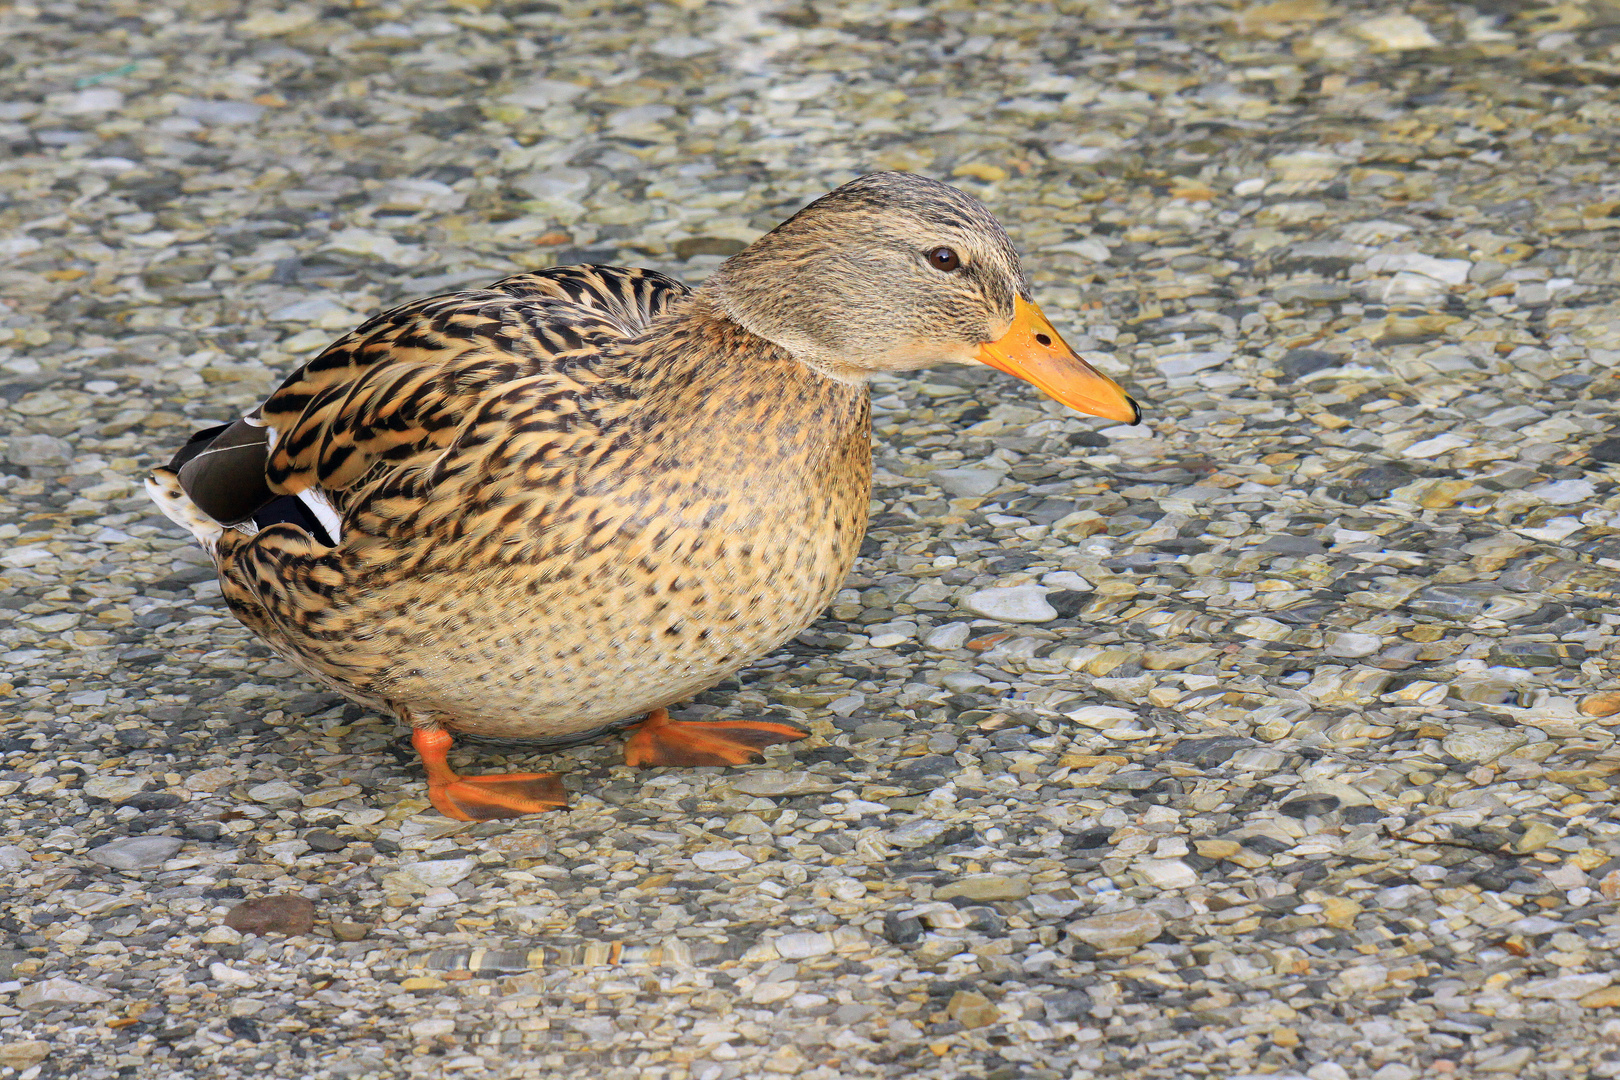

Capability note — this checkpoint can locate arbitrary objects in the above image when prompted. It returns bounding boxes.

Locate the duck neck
[630,294,871,474]
[695,278,874,386]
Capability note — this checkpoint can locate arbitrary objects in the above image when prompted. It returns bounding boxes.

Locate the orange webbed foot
[431,773,568,821]
[411,727,568,821]
[623,707,808,768]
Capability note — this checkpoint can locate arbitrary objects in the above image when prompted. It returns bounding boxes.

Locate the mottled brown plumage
[146,172,1140,819]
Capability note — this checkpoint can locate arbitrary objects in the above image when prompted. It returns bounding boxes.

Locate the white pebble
[774,932,834,959]
[692,850,753,872]
[410,1017,456,1039]
[962,585,1056,623]
[209,962,258,987]
[924,622,971,649]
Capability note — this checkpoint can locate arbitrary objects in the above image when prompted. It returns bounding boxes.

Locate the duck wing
[170,266,688,537]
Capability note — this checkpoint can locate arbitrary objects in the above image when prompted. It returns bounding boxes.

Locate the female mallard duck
[146,172,1140,821]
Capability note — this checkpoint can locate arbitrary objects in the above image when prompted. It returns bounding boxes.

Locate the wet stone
[246,781,303,805]
[1067,910,1164,950]
[1476,1047,1535,1073]
[888,820,953,848]
[1096,771,1167,792]
[923,622,971,649]
[1166,738,1260,767]
[223,895,317,936]
[399,859,477,889]
[87,836,183,870]
[1043,989,1091,1022]
[883,912,924,944]
[1588,437,1620,465]
[1279,349,1343,378]
[1580,692,1620,718]
[774,932,834,959]
[692,851,753,872]
[930,468,1005,498]
[17,978,112,1009]
[961,586,1057,623]
[1442,728,1530,764]
[731,771,840,797]
[0,1043,52,1069]
[1257,535,1326,556]
[1323,632,1382,659]
[1490,640,1584,667]
[1279,795,1340,819]
[2,434,73,466]
[1137,859,1198,889]
[1195,839,1242,860]
[945,990,998,1029]
[933,874,1030,902]
[1513,823,1562,854]
[1517,973,1612,1000]
[303,829,348,853]
[1407,583,1507,619]
[83,775,149,803]
[892,754,960,781]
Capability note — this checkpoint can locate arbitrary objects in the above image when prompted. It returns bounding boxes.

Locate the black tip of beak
[1127,396,1143,425]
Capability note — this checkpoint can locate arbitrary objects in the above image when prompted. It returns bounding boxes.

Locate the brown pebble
[1599,870,1620,902]
[223,895,316,936]
[331,920,372,942]
[1578,691,1620,718]
[945,989,998,1028]
[1579,986,1620,1009]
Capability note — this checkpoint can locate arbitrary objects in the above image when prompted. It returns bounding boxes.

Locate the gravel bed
[3,1,1620,1078]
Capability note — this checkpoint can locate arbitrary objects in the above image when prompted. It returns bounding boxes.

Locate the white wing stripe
[297,487,343,543]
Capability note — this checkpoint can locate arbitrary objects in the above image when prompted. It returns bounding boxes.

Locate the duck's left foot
[623,707,808,767]
[411,727,568,821]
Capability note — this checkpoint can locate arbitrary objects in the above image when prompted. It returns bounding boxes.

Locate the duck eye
[927,247,961,272]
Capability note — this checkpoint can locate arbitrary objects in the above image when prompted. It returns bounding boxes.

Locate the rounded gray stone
[2,434,72,466]
[929,468,1004,498]
[87,836,183,870]
[246,781,303,805]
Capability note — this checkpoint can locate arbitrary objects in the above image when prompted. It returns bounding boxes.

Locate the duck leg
[623,707,808,767]
[410,724,568,821]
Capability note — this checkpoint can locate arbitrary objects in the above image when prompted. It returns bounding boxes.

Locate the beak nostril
[1034,333,1052,347]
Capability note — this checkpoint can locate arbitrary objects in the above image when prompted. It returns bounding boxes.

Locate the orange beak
[976,296,1141,424]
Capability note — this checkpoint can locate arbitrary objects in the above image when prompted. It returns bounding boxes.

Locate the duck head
[701,171,1141,425]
